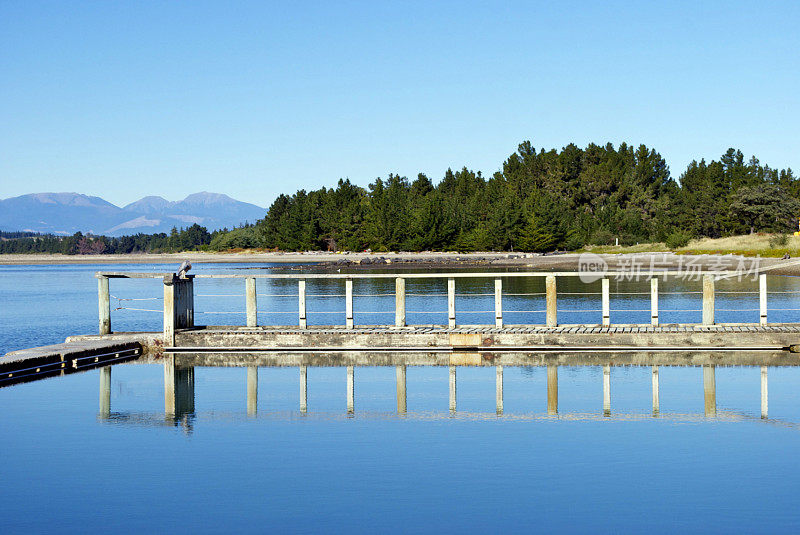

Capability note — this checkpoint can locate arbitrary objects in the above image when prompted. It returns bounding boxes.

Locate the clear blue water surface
[2,263,800,533]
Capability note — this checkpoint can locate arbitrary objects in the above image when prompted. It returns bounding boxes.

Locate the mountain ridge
[0,192,265,236]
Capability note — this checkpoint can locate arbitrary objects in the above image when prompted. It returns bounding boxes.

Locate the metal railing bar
[98,270,764,280]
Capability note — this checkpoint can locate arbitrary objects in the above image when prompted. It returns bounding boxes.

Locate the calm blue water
[2,263,800,533]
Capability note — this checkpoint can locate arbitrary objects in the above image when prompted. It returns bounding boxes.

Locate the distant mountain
[0,192,265,236]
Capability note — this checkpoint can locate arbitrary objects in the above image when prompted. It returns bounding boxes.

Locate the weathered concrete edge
[175,351,800,368]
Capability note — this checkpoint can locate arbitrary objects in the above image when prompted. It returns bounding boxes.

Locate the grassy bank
[583,233,800,257]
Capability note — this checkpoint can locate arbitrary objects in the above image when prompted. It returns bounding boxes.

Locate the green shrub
[769,234,789,248]
[590,229,614,246]
[665,230,692,249]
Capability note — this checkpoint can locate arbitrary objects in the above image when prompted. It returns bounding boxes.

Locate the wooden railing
[95,271,790,341]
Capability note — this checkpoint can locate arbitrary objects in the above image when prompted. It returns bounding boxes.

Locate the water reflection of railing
[97,359,778,426]
[95,271,800,338]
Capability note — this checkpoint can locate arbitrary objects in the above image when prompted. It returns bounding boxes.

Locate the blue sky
[1,1,798,208]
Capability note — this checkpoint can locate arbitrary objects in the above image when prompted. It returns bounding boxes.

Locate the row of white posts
[241,273,769,329]
[104,363,768,420]
[97,272,771,334]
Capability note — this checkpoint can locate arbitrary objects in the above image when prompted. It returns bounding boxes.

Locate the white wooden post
[298,279,307,328]
[495,278,503,328]
[395,277,406,327]
[447,278,456,329]
[345,278,353,329]
[546,275,557,327]
[601,278,610,326]
[702,275,715,325]
[246,277,257,327]
[98,276,111,335]
[651,277,659,326]
[759,274,767,325]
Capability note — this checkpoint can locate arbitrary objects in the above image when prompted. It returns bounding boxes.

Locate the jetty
[103,270,800,352]
[4,269,800,386]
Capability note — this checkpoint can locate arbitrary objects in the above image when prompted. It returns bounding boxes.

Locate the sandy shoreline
[1,251,799,275]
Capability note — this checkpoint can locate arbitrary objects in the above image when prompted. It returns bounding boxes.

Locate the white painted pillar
[246,277,257,327]
[546,275,557,327]
[345,278,354,329]
[759,274,768,325]
[298,279,307,328]
[495,278,503,328]
[448,278,456,329]
[702,275,715,325]
[395,277,406,327]
[98,276,111,335]
[603,365,611,416]
[601,278,610,326]
[651,277,659,326]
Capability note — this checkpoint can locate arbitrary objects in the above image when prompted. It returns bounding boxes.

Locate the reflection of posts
[761,366,768,419]
[703,365,716,417]
[300,366,308,413]
[449,366,456,412]
[99,366,111,418]
[496,365,503,415]
[247,366,258,416]
[652,366,660,416]
[603,365,611,416]
[396,365,407,414]
[347,366,354,414]
[164,356,195,418]
[547,365,558,415]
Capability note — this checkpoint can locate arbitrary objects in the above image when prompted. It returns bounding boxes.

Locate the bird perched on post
[178,260,192,278]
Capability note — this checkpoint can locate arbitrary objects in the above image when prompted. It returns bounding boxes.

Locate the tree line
[255,142,799,252]
[1,141,798,254]
[0,225,224,254]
